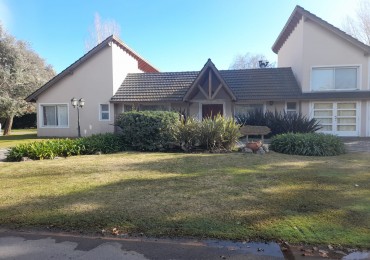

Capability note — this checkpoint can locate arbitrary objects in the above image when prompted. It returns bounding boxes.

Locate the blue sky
[0,0,360,73]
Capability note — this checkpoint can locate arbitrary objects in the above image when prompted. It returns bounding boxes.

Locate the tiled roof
[111,72,197,102]
[272,5,370,54]
[111,67,302,102]
[220,68,301,100]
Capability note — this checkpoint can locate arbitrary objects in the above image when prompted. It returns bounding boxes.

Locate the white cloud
[0,1,12,30]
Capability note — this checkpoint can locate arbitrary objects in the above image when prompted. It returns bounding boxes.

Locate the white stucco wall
[278,18,304,87]
[112,43,142,95]
[301,19,369,92]
[278,16,370,136]
[36,41,141,137]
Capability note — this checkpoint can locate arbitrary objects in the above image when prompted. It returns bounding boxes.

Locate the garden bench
[240,125,271,142]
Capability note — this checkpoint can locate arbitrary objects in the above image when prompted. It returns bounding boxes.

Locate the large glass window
[42,104,68,127]
[139,104,169,111]
[234,104,264,116]
[311,67,358,91]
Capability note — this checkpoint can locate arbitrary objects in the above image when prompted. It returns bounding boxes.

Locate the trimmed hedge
[235,110,321,136]
[77,133,125,154]
[270,133,346,156]
[6,133,125,161]
[115,111,179,151]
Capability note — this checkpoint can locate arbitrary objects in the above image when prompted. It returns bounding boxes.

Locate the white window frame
[39,103,69,128]
[99,104,110,121]
[285,101,298,115]
[310,65,361,91]
[309,101,360,136]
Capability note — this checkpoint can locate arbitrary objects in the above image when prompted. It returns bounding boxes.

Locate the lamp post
[71,97,85,137]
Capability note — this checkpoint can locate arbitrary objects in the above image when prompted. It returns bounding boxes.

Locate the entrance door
[313,102,358,136]
[202,104,223,119]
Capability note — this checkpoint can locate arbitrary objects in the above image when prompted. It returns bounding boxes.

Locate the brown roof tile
[111,67,302,102]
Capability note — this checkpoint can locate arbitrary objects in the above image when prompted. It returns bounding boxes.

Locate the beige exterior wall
[278,18,369,92]
[36,42,140,137]
[112,43,141,95]
[278,18,304,87]
[301,19,369,92]
[278,17,370,136]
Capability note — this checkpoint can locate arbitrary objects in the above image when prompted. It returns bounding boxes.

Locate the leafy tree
[342,0,370,45]
[229,53,276,69]
[0,24,55,135]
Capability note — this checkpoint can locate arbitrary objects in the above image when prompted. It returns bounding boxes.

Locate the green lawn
[0,151,369,247]
[0,129,49,148]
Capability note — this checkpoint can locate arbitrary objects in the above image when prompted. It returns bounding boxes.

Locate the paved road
[0,230,283,260]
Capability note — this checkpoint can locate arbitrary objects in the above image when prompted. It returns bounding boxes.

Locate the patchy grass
[0,129,49,148]
[0,152,369,247]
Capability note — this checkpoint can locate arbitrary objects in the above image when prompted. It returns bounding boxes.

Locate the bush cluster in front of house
[270,133,346,156]
[115,111,179,151]
[6,133,125,161]
[115,111,241,152]
[177,115,241,152]
[235,109,321,136]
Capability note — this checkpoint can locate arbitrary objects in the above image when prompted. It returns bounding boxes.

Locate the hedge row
[6,133,124,161]
[270,133,346,156]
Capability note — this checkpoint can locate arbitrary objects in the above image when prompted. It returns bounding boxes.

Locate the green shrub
[235,110,321,136]
[115,111,180,151]
[177,117,199,151]
[177,115,240,152]
[78,133,125,154]
[6,139,82,161]
[270,133,346,156]
[6,133,127,161]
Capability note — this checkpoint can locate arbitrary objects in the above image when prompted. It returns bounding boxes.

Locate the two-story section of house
[26,36,158,137]
[273,6,370,137]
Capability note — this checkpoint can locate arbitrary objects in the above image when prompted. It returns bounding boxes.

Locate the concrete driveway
[0,230,283,260]
[341,137,370,153]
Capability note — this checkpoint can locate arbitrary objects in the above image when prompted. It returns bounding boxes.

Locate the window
[100,104,110,120]
[124,104,133,112]
[139,104,169,111]
[41,104,68,127]
[286,102,297,115]
[234,104,264,116]
[311,67,358,91]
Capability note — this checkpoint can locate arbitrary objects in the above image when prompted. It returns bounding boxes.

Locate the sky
[0,0,361,73]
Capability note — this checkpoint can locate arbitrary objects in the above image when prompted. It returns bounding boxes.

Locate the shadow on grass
[1,153,369,246]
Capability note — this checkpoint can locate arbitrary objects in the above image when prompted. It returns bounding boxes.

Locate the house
[26,5,370,137]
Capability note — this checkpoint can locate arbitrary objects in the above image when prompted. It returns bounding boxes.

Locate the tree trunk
[3,115,14,136]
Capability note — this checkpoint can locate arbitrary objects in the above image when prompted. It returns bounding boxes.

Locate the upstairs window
[100,104,110,120]
[311,67,358,91]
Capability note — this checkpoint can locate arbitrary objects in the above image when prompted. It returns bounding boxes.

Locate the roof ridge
[26,35,159,102]
[272,5,370,54]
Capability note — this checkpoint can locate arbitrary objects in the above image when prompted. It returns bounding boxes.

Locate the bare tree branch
[342,0,370,45]
[85,13,121,52]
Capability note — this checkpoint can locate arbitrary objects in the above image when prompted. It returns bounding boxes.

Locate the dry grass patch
[0,152,369,247]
